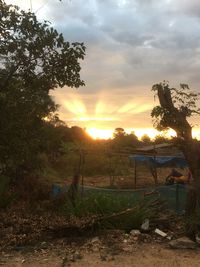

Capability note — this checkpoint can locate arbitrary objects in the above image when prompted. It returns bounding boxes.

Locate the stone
[141,219,150,231]
[100,253,107,261]
[195,234,200,245]
[74,252,82,260]
[91,237,100,243]
[130,230,141,236]
[169,237,197,249]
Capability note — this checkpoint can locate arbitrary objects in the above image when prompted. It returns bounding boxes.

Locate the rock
[130,230,141,236]
[133,236,139,241]
[74,252,82,260]
[92,246,99,252]
[61,256,70,267]
[40,241,48,249]
[100,253,107,261]
[196,234,200,245]
[169,237,197,249]
[141,219,150,232]
[91,237,100,243]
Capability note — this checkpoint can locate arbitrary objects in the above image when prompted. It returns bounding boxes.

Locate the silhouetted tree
[112,128,139,149]
[0,0,85,177]
[113,128,126,138]
[151,81,200,237]
[154,134,169,144]
[141,134,151,144]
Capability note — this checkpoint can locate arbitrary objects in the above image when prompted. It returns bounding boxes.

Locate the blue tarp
[129,154,188,168]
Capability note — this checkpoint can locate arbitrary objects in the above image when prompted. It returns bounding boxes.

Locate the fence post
[176,184,179,213]
[134,159,137,189]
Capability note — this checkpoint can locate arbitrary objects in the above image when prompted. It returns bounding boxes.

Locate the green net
[53,183,189,214]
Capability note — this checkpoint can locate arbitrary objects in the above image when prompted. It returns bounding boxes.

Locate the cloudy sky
[5,0,200,138]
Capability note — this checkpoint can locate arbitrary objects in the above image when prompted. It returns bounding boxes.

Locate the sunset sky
[5,0,200,139]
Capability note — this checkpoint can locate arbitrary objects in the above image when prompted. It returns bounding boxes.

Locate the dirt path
[1,243,200,267]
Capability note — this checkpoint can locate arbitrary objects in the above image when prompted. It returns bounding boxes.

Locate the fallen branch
[46,206,138,238]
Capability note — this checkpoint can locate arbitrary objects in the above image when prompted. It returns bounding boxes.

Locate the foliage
[151,81,200,133]
[0,0,85,177]
[61,193,153,230]
[113,128,126,138]
[112,128,139,149]
[141,134,151,144]
[154,134,169,144]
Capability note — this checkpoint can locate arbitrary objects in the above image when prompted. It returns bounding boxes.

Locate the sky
[5,0,200,139]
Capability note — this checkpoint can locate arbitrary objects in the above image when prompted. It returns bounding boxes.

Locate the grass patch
[60,192,155,230]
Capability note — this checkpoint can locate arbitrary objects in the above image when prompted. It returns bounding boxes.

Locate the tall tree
[113,128,126,138]
[141,134,151,144]
[0,0,85,176]
[151,81,200,236]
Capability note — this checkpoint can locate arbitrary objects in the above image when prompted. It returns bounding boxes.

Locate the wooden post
[81,151,85,197]
[154,167,158,185]
[153,141,158,186]
[176,183,180,213]
[134,159,137,189]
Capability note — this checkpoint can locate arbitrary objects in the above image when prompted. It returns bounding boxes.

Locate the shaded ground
[1,238,200,267]
[0,204,198,267]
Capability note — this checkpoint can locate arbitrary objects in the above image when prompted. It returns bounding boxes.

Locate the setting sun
[86,127,176,140]
[86,128,113,139]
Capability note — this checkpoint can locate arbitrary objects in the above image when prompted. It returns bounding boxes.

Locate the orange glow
[131,128,176,140]
[86,127,200,140]
[86,127,179,140]
[52,91,200,141]
[86,128,113,139]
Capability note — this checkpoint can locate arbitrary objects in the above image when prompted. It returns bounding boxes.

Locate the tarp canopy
[129,154,188,168]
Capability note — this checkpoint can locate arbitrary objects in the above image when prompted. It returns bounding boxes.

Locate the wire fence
[52,183,189,214]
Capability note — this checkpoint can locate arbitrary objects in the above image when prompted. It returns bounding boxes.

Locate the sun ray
[70,117,119,122]
[63,99,87,115]
[117,103,138,113]
[130,104,153,114]
[95,101,106,114]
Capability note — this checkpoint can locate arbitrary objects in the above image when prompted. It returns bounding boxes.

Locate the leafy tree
[151,81,200,237]
[113,128,126,138]
[151,81,200,171]
[70,126,92,144]
[151,81,199,140]
[154,134,169,144]
[112,128,139,149]
[0,0,85,177]
[141,134,151,144]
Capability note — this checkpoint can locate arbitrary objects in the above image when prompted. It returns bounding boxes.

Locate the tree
[113,128,126,138]
[151,81,199,140]
[141,134,151,144]
[154,134,169,144]
[151,81,200,237]
[112,128,139,149]
[0,0,85,177]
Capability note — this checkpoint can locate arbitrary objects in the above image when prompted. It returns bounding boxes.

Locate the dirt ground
[1,242,200,267]
[75,167,188,189]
